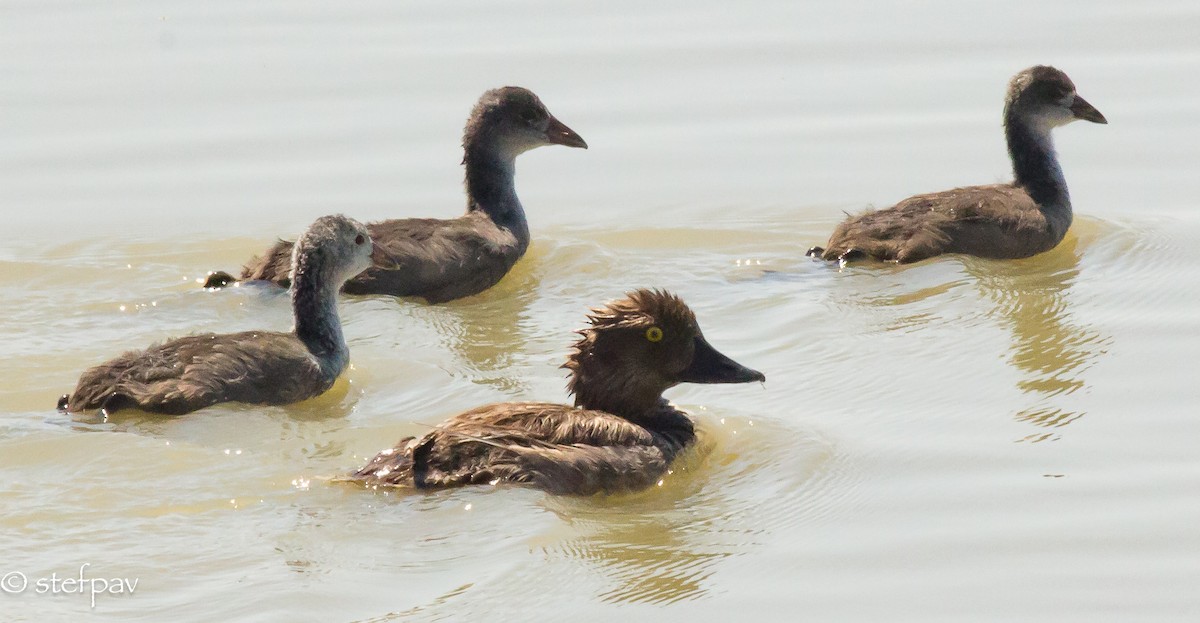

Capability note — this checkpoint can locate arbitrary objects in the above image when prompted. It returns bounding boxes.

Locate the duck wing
[238,214,523,302]
[344,213,523,301]
[239,239,295,286]
[349,402,695,495]
[65,331,326,415]
[816,184,1051,262]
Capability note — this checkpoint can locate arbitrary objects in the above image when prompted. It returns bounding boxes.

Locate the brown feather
[62,215,371,416]
[346,289,761,496]
[233,87,585,303]
[810,65,1105,264]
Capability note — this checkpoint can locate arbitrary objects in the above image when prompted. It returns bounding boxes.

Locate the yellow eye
[645,326,663,343]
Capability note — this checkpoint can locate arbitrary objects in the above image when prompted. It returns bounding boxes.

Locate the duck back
[66,331,328,415]
[349,401,696,496]
[816,183,1060,263]
[241,214,522,303]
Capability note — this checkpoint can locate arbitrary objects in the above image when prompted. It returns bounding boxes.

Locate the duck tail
[202,271,238,289]
[203,238,296,289]
[342,437,418,487]
[55,390,134,415]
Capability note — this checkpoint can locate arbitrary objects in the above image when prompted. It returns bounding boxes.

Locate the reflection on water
[846,224,1111,442]
[965,229,1111,441]
[400,256,543,395]
[558,512,725,604]
[538,417,843,605]
[542,441,723,605]
[545,525,716,604]
[354,583,475,623]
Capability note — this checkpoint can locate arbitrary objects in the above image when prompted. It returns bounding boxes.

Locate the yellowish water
[2,0,1200,621]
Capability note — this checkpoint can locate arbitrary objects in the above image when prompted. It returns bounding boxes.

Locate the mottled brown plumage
[208,87,587,303]
[347,289,765,496]
[809,65,1107,264]
[59,215,372,416]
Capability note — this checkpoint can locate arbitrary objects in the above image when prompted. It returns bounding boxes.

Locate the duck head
[1005,65,1107,131]
[462,86,587,163]
[289,214,374,289]
[564,289,764,418]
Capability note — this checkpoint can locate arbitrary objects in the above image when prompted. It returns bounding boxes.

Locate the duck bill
[545,115,588,149]
[1070,95,1107,124]
[679,336,765,384]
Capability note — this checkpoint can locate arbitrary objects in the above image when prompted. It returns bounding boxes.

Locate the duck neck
[291,264,349,382]
[1005,110,1071,213]
[568,355,667,426]
[463,147,529,246]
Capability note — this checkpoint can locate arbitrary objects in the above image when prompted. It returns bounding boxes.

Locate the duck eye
[519,109,540,124]
[645,326,663,343]
[355,234,366,245]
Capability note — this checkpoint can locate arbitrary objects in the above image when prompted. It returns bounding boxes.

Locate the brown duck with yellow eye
[204,87,587,303]
[347,289,765,496]
[808,65,1107,264]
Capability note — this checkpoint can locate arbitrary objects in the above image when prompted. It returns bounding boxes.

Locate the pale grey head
[56,214,374,416]
[1005,65,1107,132]
[287,214,372,379]
[463,86,588,162]
[288,214,373,289]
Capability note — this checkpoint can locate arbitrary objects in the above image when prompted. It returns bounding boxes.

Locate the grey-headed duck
[347,289,765,496]
[808,65,1107,264]
[204,87,587,302]
[58,215,372,416]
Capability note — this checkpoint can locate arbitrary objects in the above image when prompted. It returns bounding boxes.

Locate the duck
[807,65,1107,264]
[346,289,765,496]
[203,87,588,303]
[58,214,373,416]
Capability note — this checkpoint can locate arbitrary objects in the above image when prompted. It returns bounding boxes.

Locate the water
[2,0,1199,620]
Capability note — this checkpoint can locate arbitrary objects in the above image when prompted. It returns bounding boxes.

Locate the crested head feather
[582,288,697,332]
[563,289,697,399]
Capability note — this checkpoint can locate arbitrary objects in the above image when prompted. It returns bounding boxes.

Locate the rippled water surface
[2,1,1199,621]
